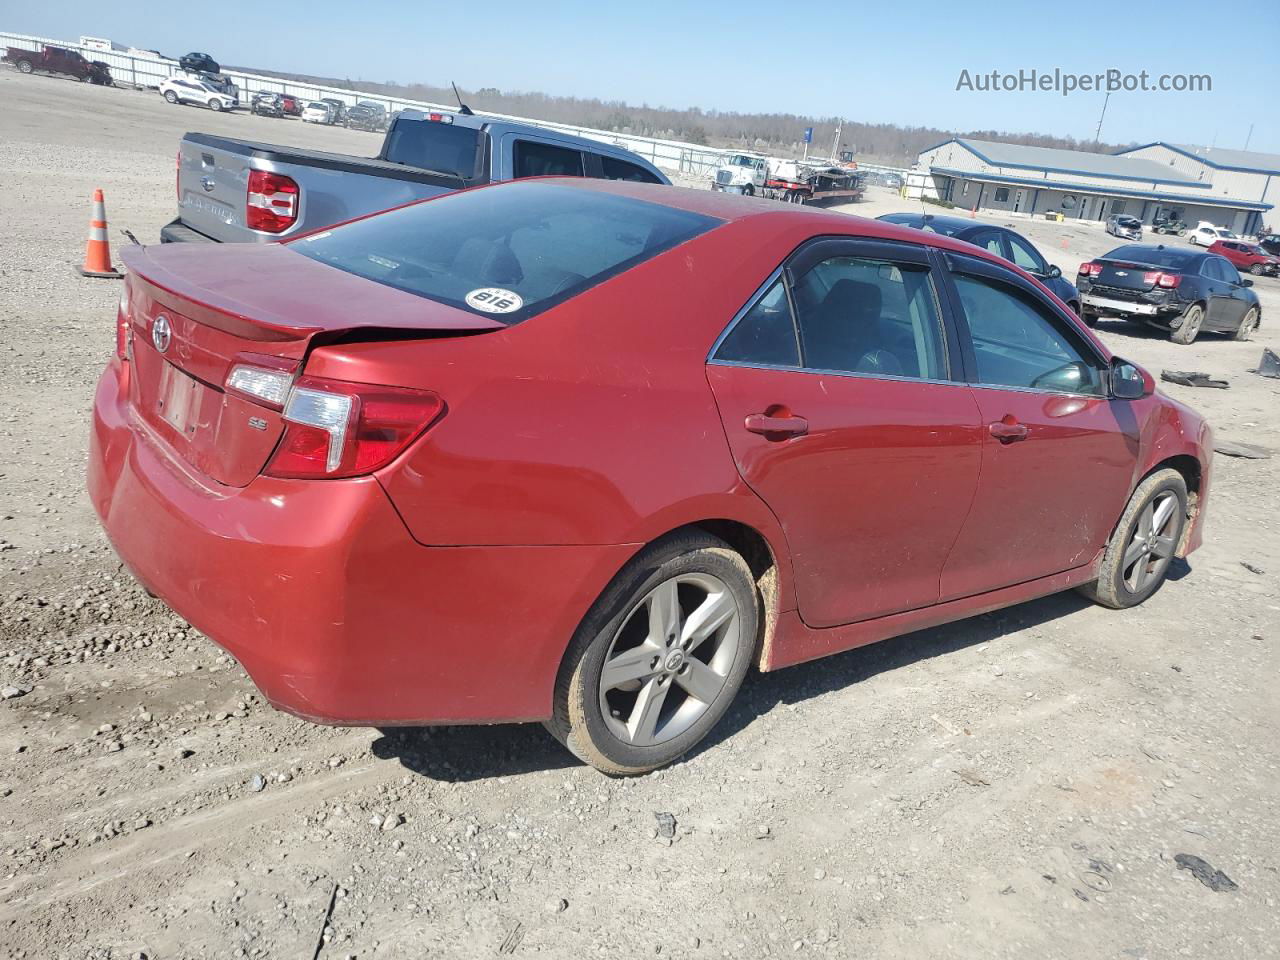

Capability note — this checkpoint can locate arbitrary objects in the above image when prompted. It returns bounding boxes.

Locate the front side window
[790,255,947,380]
[514,141,585,178]
[1005,234,1046,274]
[292,181,719,322]
[953,274,1104,396]
[1215,257,1242,284]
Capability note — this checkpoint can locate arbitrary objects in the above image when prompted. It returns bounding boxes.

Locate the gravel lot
[1,71,1278,960]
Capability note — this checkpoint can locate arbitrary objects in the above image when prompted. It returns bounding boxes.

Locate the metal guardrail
[0,29,729,176]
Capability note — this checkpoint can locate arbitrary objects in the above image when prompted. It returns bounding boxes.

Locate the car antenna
[452,82,475,116]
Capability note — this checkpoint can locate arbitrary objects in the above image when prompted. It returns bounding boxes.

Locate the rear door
[936,252,1134,599]
[707,238,983,628]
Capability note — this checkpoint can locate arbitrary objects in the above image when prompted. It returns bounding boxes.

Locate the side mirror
[1046,264,1062,279]
[1110,358,1153,399]
[1240,278,1253,287]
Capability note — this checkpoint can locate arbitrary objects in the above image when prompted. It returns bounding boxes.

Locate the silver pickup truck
[163,109,670,243]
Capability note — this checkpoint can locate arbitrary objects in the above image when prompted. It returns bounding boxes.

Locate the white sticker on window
[465,288,524,314]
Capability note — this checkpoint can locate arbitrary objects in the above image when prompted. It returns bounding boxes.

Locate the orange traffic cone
[77,189,123,279]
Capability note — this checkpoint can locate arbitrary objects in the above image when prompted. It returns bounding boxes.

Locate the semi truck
[710,152,862,205]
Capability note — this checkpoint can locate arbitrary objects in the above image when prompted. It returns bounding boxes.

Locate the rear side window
[381,119,483,181]
[600,156,663,184]
[791,256,947,379]
[292,181,719,322]
[715,279,799,366]
[514,141,584,178]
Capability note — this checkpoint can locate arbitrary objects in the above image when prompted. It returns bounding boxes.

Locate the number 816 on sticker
[465,287,524,314]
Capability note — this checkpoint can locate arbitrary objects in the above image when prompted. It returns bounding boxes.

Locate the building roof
[924,138,1206,187]
[1117,142,1280,175]
[927,167,1272,211]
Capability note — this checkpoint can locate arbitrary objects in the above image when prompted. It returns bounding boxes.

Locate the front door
[707,239,983,627]
[1014,189,1024,213]
[937,253,1136,599]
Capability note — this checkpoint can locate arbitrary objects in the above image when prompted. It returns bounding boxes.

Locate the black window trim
[938,250,1111,396]
[708,235,964,387]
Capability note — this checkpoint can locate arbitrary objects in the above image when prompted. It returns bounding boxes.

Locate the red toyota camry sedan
[89,179,1212,775]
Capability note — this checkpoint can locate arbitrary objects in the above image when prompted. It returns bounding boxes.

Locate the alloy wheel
[598,573,740,747]
[1122,492,1179,593]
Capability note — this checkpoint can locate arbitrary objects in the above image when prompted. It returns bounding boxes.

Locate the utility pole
[1244,123,1254,150]
[1093,92,1110,148]
[830,119,842,162]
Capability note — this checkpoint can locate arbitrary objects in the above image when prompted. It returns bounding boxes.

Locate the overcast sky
[10,0,1279,153]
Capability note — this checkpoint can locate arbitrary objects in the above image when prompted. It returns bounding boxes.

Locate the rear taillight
[115,290,131,361]
[1142,271,1182,288]
[1078,261,1102,277]
[261,376,444,479]
[246,170,299,234]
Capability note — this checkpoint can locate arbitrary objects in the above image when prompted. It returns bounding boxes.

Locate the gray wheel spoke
[1151,495,1176,536]
[601,641,661,691]
[627,676,671,744]
[675,659,725,704]
[647,580,681,645]
[1150,535,1176,560]
[680,589,735,653]
[1136,502,1154,540]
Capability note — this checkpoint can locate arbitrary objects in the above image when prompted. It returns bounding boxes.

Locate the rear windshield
[1105,245,1195,269]
[382,118,484,181]
[291,181,720,322]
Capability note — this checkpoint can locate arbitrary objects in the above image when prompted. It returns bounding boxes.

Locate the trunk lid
[1095,259,1162,293]
[120,243,503,487]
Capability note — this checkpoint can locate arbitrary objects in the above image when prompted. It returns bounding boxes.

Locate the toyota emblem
[152,314,172,353]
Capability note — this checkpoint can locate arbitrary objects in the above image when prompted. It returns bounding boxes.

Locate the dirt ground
[1,71,1278,960]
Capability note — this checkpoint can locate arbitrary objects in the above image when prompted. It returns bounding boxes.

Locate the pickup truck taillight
[246,170,300,234]
[241,373,445,479]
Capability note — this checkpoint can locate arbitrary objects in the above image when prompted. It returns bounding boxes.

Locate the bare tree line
[236,67,1133,166]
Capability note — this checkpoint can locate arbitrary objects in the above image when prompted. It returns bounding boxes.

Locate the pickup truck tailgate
[175,133,466,243]
[177,137,257,242]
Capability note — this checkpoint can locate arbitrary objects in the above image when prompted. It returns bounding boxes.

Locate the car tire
[1170,303,1204,345]
[1078,468,1187,610]
[1250,264,1264,276]
[1233,306,1259,341]
[1177,229,1187,238]
[208,98,224,112]
[1079,307,1097,327]
[164,90,178,104]
[16,59,34,74]
[545,531,759,776]
[743,185,755,197]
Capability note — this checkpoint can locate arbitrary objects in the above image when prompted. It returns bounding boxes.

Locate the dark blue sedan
[877,212,1081,317]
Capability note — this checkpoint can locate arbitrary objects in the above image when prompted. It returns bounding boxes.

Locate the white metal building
[1113,143,1279,236]
[915,138,1271,234]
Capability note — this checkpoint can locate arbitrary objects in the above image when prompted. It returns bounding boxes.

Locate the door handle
[745,413,809,437]
[988,416,1029,443]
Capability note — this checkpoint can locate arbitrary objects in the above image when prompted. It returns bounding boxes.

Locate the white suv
[160,76,237,112]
